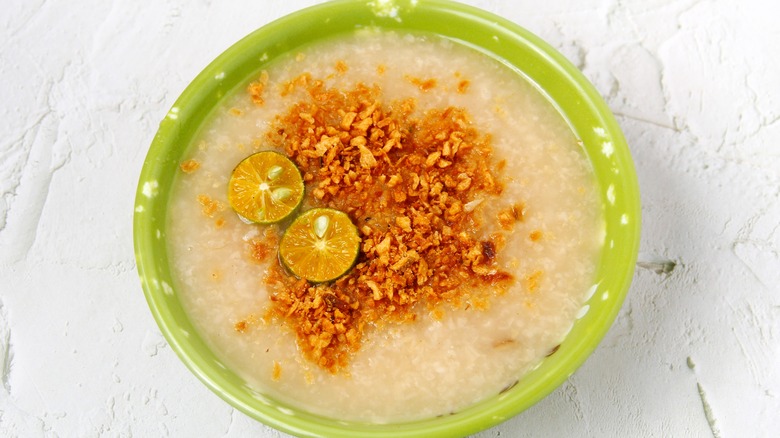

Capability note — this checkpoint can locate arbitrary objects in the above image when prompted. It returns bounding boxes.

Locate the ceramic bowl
[133,1,640,436]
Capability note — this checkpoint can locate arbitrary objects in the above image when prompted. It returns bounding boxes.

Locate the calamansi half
[228,151,304,224]
[279,208,361,283]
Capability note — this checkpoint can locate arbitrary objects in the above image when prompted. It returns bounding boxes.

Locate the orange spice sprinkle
[249,239,272,263]
[405,75,437,91]
[248,228,278,264]
[529,230,543,242]
[229,107,243,116]
[498,203,526,230]
[334,60,348,74]
[247,71,269,106]
[457,80,470,94]
[197,194,222,217]
[272,361,282,381]
[525,270,543,293]
[179,159,200,173]
[493,338,516,348]
[234,320,248,333]
[281,72,314,97]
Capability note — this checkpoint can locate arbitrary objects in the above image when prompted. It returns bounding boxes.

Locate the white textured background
[1,0,779,436]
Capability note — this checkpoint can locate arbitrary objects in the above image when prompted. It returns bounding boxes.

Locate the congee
[167,29,603,422]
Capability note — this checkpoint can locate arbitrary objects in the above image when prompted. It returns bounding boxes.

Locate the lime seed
[314,215,329,238]
[271,187,293,202]
[267,165,283,180]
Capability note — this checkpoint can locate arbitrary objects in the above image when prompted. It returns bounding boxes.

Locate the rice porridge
[167,30,603,422]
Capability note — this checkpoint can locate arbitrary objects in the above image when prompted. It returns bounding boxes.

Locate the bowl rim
[133,0,641,436]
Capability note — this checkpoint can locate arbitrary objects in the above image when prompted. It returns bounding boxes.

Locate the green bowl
[133,0,641,436]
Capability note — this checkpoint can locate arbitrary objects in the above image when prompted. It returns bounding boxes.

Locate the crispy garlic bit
[246,76,516,373]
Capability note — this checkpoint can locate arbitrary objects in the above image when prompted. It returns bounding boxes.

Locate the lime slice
[279,208,361,283]
[228,151,304,224]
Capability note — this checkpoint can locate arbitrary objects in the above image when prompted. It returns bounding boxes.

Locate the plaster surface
[1,0,778,436]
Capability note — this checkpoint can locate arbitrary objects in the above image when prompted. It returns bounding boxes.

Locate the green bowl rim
[133,1,641,437]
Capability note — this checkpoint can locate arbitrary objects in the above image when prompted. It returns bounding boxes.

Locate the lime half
[279,208,361,283]
[228,151,304,224]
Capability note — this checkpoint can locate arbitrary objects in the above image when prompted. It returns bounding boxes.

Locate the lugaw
[167,30,603,422]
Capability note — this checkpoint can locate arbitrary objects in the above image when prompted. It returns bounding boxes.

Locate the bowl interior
[133,1,640,436]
